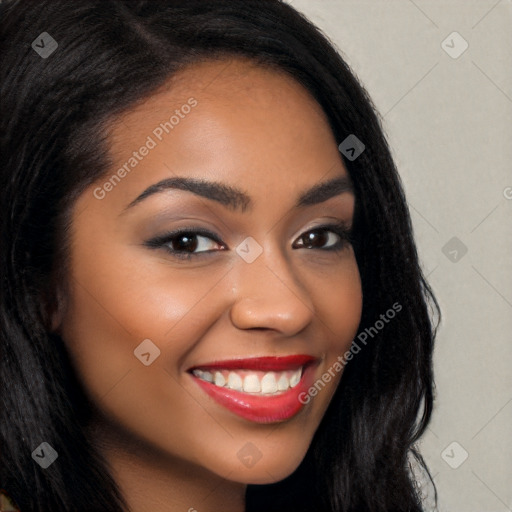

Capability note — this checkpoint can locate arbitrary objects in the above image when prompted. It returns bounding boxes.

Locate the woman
[0,1,439,510]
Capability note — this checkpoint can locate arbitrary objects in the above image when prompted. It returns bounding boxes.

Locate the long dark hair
[0,1,440,510]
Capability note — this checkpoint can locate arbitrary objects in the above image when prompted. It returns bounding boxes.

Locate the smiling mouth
[187,355,318,423]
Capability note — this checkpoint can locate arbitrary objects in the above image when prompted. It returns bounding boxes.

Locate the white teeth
[214,372,226,387]
[227,371,243,391]
[243,374,261,393]
[193,366,304,395]
[193,369,214,382]
[260,372,278,394]
[277,374,289,391]
[289,369,301,388]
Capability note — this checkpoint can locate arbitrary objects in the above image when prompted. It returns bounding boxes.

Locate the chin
[213,440,311,485]
[238,463,304,485]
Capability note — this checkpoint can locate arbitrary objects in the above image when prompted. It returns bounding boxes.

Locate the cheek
[310,252,363,347]
[317,256,362,376]
[59,246,232,404]
[296,253,362,407]
[59,255,238,461]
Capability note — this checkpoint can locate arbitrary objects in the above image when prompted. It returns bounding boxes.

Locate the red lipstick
[190,354,315,372]
[188,355,318,423]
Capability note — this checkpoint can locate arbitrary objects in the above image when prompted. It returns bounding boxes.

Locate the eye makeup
[143,221,353,261]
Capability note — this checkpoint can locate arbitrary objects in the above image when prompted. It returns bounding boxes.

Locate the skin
[52,58,363,512]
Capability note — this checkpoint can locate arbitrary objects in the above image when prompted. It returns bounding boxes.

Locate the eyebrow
[122,174,353,213]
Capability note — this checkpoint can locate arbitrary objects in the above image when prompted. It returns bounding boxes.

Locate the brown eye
[165,232,224,255]
[145,228,226,260]
[302,230,330,249]
[171,234,199,252]
[293,224,351,251]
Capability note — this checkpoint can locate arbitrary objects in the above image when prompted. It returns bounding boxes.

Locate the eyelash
[144,223,353,261]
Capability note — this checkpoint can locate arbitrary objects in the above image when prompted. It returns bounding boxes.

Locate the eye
[167,233,219,254]
[144,228,226,260]
[144,222,352,261]
[293,223,352,251]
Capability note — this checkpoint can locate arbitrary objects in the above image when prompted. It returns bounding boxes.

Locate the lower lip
[190,364,317,424]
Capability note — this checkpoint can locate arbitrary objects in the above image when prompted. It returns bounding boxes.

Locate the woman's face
[56,58,362,484]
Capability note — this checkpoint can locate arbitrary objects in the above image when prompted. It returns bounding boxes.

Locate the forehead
[113,57,329,127]
[90,57,349,215]
[110,57,340,151]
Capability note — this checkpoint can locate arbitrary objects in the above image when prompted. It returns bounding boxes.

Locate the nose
[228,245,315,336]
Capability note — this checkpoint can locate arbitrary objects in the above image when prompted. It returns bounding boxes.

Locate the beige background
[286,0,512,510]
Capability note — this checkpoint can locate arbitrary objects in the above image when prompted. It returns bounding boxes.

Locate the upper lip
[188,354,317,372]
